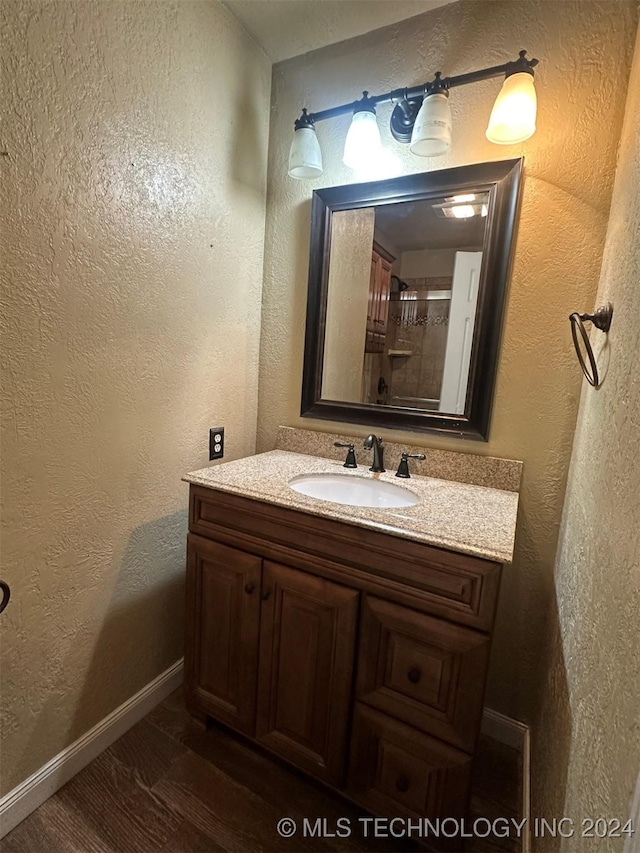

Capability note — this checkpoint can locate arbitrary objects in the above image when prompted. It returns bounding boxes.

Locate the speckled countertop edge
[183,450,519,564]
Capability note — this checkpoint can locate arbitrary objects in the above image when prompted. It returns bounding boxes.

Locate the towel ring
[0,581,10,615]
[569,303,613,387]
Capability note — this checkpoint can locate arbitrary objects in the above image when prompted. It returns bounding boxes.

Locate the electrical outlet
[209,427,225,460]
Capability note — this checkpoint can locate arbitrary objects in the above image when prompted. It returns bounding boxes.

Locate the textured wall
[222,0,452,62]
[257,0,638,743]
[0,0,270,795]
[535,27,640,849]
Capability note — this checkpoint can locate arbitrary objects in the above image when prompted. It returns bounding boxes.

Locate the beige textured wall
[257,0,638,741]
[0,0,270,795]
[322,208,374,401]
[535,27,640,848]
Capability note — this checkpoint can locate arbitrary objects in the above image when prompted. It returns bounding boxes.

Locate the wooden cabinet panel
[348,704,472,829]
[256,561,359,786]
[189,486,502,632]
[356,596,490,750]
[185,534,261,735]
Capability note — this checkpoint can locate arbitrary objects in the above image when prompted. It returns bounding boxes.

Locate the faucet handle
[395,452,426,479]
[334,442,357,469]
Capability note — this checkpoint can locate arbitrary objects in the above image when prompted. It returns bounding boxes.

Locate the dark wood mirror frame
[300,158,523,441]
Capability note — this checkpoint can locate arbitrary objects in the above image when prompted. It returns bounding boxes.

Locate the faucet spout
[363,435,385,473]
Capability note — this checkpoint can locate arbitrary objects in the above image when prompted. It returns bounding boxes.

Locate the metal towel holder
[0,581,9,615]
[569,303,613,388]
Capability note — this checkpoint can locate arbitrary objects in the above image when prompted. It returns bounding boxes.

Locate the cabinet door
[367,255,378,333]
[348,704,472,833]
[377,256,392,331]
[185,534,261,735]
[256,561,359,786]
[356,596,490,750]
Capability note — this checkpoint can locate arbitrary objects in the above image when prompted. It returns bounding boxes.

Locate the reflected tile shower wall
[387,280,452,409]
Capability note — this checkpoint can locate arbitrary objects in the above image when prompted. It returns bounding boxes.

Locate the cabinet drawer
[356,596,490,751]
[348,704,472,829]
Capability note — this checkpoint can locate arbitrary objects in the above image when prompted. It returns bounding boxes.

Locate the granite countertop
[184,450,519,564]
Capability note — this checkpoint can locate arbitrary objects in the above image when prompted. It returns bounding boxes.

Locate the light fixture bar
[294,50,538,132]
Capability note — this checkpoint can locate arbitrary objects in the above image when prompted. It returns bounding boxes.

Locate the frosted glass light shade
[288,127,323,179]
[343,110,381,170]
[410,93,452,157]
[486,72,537,144]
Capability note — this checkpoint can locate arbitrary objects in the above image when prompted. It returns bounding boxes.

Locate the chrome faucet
[363,435,385,473]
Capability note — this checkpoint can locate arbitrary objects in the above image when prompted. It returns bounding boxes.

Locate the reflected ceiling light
[288,109,323,179]
[451,204,476,219]
[288,50,539,178]
[451,194,476,203]
[343,95,382,170]
[486,67,537,144]
[432,198,489,219]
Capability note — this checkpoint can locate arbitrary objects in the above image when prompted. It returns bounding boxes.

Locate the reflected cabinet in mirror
[301,159,523,440]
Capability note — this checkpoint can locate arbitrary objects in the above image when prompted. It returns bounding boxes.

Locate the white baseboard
[0,659,185,839]
[482,708,531,853]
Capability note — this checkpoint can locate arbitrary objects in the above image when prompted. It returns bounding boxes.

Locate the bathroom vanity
[183,436,520,844]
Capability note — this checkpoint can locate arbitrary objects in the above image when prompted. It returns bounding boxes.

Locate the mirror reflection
[321,192,490,415]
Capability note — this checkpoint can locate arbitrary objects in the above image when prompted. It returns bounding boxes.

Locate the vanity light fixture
[288,109,323,178]
[410,74,452,157]
[288,50,539,178]
[486,71,537,144]
[342,93,382,169]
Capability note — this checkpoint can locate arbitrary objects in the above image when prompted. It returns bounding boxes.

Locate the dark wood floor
[2,690,522,853]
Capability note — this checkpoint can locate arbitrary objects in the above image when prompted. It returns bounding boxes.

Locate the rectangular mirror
[301,159,523,440]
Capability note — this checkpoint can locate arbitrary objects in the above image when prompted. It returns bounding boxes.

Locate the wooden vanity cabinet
[185,484,502,839]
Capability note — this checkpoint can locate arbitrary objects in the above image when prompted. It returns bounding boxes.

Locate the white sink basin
[288,473,419,508]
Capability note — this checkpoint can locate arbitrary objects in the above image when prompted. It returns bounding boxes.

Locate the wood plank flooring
[2,690,522,853]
